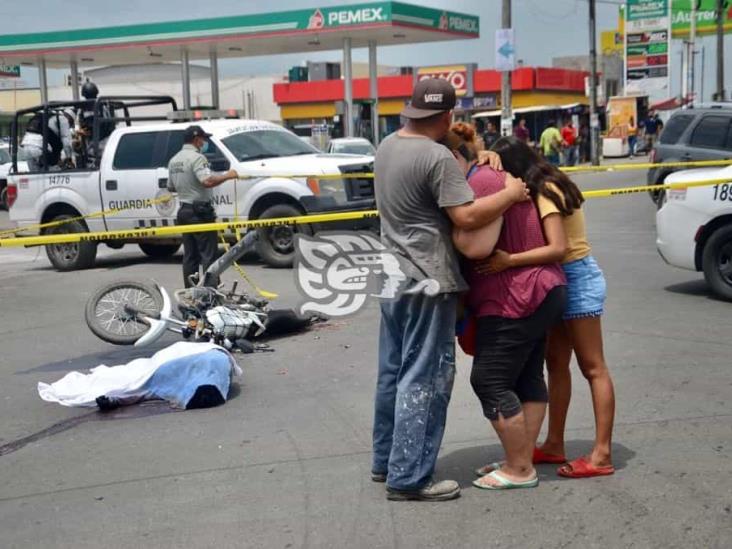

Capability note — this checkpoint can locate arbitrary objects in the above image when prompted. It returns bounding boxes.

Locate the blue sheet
[142,349,234,409]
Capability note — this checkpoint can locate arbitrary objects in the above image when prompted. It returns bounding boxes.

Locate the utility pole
[714,0,726,101]
[589,0,600,165]
[688,0,698,106]
[500,0,512,137]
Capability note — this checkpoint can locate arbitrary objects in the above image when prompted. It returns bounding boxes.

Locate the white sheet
[37,342,241,408]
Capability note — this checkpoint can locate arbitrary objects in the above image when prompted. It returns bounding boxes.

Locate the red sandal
[558,456,615,478]
[532,447,566,464]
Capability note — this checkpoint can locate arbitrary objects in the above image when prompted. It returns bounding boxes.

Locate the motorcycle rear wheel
[85,280,163,345]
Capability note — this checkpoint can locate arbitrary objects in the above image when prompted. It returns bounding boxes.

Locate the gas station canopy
[0,2,479,67]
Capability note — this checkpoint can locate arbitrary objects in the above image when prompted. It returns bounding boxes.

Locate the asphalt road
[0,165,731,549]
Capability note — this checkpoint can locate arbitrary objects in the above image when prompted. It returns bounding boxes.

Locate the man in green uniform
[167,125,238,287]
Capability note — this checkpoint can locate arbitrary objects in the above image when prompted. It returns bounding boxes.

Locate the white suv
[656,165,732,300]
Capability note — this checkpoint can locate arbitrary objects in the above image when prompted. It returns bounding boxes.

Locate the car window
[113,132,158,170]
[162,131,185,166]
[689,116,731,149]
[221,129,318,161]
[0,148,10,164]
[159,130,226,168]
[336,144,375,155]
[659,114,694,145]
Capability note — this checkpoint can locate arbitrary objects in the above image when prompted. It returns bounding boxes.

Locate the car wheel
[702,224,732,301]
[44,214,97,271]
[255,204,312,268]
[0,186,7,211]
[139,243,181,258]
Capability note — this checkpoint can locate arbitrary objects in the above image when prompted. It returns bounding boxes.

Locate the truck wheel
[85,280,163,345]
[702,225,732,301]
[255,204,312,269]
[44,214,97,271]
[0,187,7,211]
[139,243,181,258]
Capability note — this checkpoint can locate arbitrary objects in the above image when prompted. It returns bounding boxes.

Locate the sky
[0,1,621,79]
[0,0,729,101]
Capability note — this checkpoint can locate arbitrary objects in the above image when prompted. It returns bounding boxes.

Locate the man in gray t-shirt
[375,133,473,293]
[372,79,528,502]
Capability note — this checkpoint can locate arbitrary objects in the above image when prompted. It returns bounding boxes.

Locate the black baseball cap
[184,125,212,141]
[401,78,457,119]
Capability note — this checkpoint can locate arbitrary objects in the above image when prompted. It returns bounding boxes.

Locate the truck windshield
[221,130,319,162]
[0,148,10,164]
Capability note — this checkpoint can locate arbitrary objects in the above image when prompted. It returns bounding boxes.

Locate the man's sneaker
[371,472,387,483]
[386,480,461,502]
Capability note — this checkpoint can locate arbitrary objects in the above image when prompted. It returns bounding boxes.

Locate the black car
[647,104,732,203]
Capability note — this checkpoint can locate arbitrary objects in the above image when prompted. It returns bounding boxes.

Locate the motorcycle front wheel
[85,280,163,345]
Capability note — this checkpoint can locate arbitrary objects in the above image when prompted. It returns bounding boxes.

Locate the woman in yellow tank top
[482,137,617,479]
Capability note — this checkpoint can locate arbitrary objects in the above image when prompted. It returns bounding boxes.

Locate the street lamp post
[500,0,512,137]
[589,0,600,166]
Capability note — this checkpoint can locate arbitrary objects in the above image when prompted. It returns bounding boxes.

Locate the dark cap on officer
[183,125,213,143]
[400,78,457,119]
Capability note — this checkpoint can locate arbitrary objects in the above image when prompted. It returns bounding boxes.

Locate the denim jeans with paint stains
[372,290,457,491]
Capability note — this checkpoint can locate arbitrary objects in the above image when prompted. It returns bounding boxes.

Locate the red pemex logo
[308,8,325,30]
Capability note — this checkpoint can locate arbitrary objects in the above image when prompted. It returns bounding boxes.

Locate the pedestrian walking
[539,120,562,166]
[513,118,530,144]
[372,78,528,502]
[560,119,578,167]
[482,121,500,150]
[486,137,616,479]
[627,116,637,158]
[167,125,238,287]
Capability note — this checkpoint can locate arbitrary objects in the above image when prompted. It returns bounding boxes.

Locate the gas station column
[38,58,48,104]
[180,47,191,110]
[368,40,379,146]
[343,37,353,137]
[70,60,80,101]
[209,49,220,109]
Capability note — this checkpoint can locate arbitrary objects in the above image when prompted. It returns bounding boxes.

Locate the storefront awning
[473,102,587,118]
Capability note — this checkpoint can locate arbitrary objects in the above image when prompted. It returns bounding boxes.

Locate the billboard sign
[625,0,671,101]
[415,64,476,97]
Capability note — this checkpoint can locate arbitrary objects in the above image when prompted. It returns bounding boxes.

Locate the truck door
[207,140,235,221]
[100,131,166,231]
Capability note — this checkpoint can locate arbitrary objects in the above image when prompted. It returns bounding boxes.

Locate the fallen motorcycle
[85,232,318,349]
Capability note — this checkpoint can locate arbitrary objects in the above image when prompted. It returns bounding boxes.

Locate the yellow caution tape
[562,158,732,173]
[236,173,374,180]
[2,176,730,249]
[582,177,731,198]
[0,194,176,237]
[0,210,379,248]
[218,232,278,299]
[5,158,729,237]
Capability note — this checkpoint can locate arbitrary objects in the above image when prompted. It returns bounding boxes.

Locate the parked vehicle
[656,165,732,300]
[0,144,28,210]
[326,137,376,156]
[647,104,732,204]
[7,98,376,270]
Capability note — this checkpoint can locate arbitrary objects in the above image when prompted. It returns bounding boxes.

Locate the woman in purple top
[443,123,567,490]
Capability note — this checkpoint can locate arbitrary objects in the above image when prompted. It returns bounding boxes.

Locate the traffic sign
[495,29,515,72]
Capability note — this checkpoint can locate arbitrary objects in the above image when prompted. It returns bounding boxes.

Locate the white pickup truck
[7,108,375,270]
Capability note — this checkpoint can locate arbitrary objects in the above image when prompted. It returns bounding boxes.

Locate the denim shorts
[562,256,606,320]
